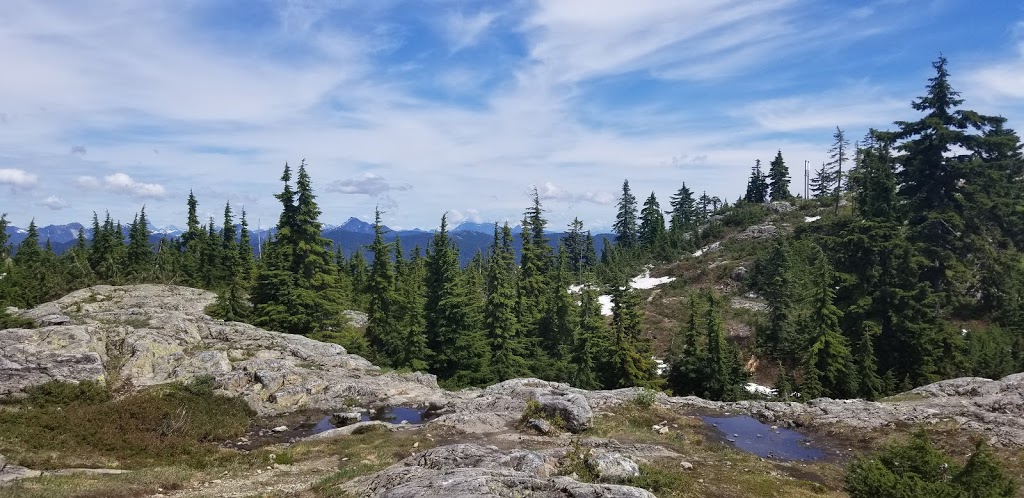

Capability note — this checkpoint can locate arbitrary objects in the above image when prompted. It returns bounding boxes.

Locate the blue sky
[2,0,1023,231]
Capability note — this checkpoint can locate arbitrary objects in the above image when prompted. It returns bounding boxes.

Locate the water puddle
[701,415,825,461]
[309,405,431,435]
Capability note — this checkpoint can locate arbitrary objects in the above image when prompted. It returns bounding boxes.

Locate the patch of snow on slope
[654,358,668,376]
[598,295,613,316]
[692,241,720,257]
[744,382,777,397]
[804,216,821,223]
[630,268,675,289]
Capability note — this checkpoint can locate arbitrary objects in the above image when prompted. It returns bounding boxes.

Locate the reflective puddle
[310,406,430,435]
[701,415,825,461]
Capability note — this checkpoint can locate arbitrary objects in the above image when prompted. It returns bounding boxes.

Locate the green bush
[19,379,112,407]
[0,381,254,469]
[632,388,657,409]
[845,431,1016,498]
[0,309,36,329]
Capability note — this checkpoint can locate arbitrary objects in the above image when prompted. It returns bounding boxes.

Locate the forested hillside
[2,57,1023,396]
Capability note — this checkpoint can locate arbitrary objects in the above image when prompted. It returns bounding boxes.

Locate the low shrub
[0,380,254,469]
[845,430,1016,498]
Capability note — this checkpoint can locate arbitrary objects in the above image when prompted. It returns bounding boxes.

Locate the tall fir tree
[828,127,850,211]
[485,223,530,381]
[668,183,698,231]
[744,160,768,203]
[767,150,791,202]
[251,161,347,335]
[606,285,657,388]
[810,162,836,199]
[518,188,552,345]
[638,192,666,250]
[425,214,491,386]
[613,179,638,248]
[571,285,607,389]
[801,254,858,399]
[365,208,404,366]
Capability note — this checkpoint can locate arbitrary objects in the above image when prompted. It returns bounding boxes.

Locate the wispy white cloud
[741,84,911,133]
[443,11,498,52]
[39,195,69,210]
[0,168,38,189]
[326,173,412,196]
[76,173,166,199]
[538,182,616,206]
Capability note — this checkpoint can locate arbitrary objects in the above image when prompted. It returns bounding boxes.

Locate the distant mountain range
[3,218,612,265]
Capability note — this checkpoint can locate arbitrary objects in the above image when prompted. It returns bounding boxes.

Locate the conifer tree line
[1,57,1022,398]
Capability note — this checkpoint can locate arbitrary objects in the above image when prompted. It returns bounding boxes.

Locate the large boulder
[341,444,656,498]
[0,285,446,415]
[531,391,594,433]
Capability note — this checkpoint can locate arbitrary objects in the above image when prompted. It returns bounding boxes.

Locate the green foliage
[0,381,253,469]
[845,431,1015,498]
[613,179,639,248]
[767,150,791,201]
[16,380,112,407]
[251,161,348,336]
[632,388,657,408]
[744,159,768,203]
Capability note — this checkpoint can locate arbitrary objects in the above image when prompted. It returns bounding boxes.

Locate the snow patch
[654,358,669,376]
[692,241,720,257]
[630,268,675,290]
[804,216,821,223]
[744,382,778,397]
[598,295,613,316]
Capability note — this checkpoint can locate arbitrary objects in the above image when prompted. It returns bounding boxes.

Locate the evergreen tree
[704,291,744,400]
[613,180,638,248]
[744,160,768,203]
[562,218,590,285]
[885,56,995,314]
[571,285,606,389]
[237,208,254,281]
[801,254,858,398]
[810,162,836,199]
[606,285,657,388]
[485,223,530,381]
[828,127,850,211]
[251,161,346,335]
[638,192,666,250]
[518,188,552,343]
[667,293,708,396]
[0,213,9,263]
[125,207,152,281]
[668,183,698,231]
[850,131,900,221]
[391,240,431,371]
[767,150,791,201]
[365,208,403,366]
[756,239,795,359]
[425,214,490,386]
[856,322,884,400]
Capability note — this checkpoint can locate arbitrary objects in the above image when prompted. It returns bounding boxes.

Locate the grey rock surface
[766,201,796,213]
[586,450,640,482]
[341,444,656,498]
[531,391,594,433]
[735,223,790,241]
[1,285,445,415]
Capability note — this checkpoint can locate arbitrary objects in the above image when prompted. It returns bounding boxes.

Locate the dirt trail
[156,456,338,498]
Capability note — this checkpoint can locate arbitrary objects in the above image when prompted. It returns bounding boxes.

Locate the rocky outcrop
[431,379,596,434]
[340,444,656,498]
[6,285,1024,450]
[531,391,594,433]
[662,373,1024,448]
[1,285,445,415]
[735,223,790,240]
